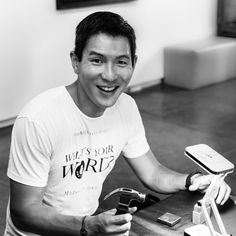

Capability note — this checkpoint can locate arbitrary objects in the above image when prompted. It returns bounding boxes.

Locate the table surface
[130,191,236,236]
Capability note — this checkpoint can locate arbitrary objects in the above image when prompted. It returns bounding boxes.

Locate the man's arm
[125,149,187,194]
[125,149,231,205]
[9,180,133,236]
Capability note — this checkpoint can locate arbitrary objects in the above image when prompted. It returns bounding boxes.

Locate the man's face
[72,33,136,117]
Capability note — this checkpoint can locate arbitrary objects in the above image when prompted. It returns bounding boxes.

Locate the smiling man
[69,32,135,117]
[5,12,231,236]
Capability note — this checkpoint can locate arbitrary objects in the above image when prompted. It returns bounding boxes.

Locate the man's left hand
[189,174,231,205]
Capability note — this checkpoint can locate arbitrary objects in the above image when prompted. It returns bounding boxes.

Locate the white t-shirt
[5,86,149,235]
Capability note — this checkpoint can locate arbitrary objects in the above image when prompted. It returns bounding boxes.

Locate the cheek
[117,67,134,82]
[123,72,133,85]
[79,66,99,84]
[81,63,99,75]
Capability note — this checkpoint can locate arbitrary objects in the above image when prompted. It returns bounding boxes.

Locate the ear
[132,55,138,69]
[70,51,79,74]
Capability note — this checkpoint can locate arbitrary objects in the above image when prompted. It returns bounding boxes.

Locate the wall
[0,0,217,127]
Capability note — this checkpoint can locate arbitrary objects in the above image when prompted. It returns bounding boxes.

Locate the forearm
[11,203,97,236]
[149,164,188,194]
[126,150,188,194]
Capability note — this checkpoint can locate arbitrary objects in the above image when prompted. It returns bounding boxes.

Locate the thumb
[188,175,212,192]
[105,208,117,216]
[129,206,138,215]
[188,181,201,191]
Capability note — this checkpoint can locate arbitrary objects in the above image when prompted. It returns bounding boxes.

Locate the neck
[75,81,105,118]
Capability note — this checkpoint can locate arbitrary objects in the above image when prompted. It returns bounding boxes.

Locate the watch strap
[80,216,87,236]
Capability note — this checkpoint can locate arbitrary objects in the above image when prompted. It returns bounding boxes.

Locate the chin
[101,101,116,109]
[98,98,118,109]
[99,92,121,107]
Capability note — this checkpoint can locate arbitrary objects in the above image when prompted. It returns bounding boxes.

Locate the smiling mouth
[97,86,119,93]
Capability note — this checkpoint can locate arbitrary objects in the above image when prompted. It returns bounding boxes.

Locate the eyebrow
[88,50,131,59]
[88,51,104,57]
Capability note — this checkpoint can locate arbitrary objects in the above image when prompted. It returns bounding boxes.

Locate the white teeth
[103,87,115,91]
[98,86,116,92]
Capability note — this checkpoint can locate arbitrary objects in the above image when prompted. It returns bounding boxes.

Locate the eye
[117,59,129,67]
[90,58,103,65]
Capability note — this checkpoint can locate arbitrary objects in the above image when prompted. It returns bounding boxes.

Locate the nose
[101,64,117,81]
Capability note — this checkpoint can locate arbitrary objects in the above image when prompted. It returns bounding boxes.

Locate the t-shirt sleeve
[121,98,150,158]
[7,117,52,187]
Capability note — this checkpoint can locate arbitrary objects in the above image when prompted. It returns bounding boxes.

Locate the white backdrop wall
[0,0,217,126]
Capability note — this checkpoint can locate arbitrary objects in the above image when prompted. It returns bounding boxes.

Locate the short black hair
[74,11,136,66]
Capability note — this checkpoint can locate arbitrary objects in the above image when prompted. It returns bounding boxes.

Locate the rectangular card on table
[156,212,181,227]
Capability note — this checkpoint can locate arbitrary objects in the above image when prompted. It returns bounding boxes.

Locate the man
[5,11,231,236]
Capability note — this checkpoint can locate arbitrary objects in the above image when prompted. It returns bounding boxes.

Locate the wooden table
[130,191,236,236]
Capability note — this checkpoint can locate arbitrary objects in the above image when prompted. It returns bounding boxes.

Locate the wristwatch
[80,216,87,236]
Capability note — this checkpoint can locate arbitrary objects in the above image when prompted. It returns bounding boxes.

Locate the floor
[1,79,236,234]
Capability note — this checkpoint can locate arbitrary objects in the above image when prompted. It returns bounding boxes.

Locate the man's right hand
[87,208,133,235]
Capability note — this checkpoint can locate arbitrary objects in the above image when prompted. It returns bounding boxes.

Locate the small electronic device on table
[184,144,234,236]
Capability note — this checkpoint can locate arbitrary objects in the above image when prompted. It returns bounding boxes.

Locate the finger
[215,182,225,205]
[222,185,231,205]
[101,213,131,235]
[218,184,231,205]
[113,213,132,225]
[110,225,130,236]
[215,182,230,205]
[110,220,131,235]
[198,176,212,190]
[119,221,131,232]
[189,175,211,192]
[106,208,118,216]
[128,206,137,214]
[188,181,201,191]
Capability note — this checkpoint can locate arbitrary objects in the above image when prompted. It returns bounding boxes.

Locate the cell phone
[156,212,181,227]
[185,144,234,175]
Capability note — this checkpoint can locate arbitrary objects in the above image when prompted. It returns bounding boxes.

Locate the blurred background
[0,0,218,126]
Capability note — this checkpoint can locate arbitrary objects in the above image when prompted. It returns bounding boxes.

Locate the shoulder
[115,92,137,111]
[18,86,66,119]
[111,92,141,123]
